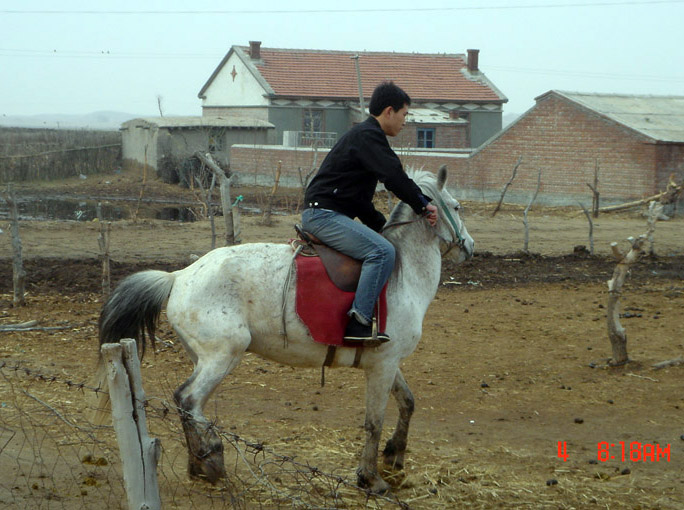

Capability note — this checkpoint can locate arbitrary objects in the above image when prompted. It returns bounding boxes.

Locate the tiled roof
[546,91,684,143]
[237,47,505,103]
[122,116,274,129]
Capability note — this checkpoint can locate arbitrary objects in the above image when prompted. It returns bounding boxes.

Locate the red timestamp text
[597,441,670,462]
[556,441,671,462]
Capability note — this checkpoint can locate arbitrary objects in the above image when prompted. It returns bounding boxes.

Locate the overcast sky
[1,0,683,119]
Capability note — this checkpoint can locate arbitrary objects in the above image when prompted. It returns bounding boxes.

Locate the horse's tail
[90,269,175,425]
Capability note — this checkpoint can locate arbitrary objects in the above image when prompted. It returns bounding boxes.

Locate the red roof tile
[242,47,503,103]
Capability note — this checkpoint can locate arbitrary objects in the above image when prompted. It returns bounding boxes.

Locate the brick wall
[395,124,469,149]
[467,94,663,202]
[230,144,471,190]
[230,94,684,206]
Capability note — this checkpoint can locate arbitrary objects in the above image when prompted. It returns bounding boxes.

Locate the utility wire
[2,0,684,15]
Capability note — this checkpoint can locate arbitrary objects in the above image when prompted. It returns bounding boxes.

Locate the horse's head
[418,165,474,262]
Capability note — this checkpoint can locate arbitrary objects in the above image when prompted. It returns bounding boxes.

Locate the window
[208,128,224,152]
[417,128,435,148]
[303,109,324,133]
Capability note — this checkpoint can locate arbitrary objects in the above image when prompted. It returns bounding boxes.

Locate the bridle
[382,196,466,256]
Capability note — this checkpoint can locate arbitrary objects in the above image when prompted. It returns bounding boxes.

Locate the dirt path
[1,172,683,509]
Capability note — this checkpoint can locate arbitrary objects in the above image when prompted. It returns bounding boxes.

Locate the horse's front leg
[357,364,397,494]
[382,369,414,470]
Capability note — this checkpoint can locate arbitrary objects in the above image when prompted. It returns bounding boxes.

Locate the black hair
[368,81,411,116]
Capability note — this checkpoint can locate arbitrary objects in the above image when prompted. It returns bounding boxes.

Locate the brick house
[231,91,684,206]
[463,91,684,205]
[198,41,507,149]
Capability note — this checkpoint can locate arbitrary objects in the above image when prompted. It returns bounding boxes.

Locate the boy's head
[368,81,411,116]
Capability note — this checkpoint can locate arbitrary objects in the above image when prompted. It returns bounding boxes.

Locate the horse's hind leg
[357,365,397,494]
[382,369,414,470]
[173,329,249,484]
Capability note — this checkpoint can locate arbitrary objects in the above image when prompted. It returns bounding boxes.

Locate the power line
[1,46,681,85]
[2,0,683,15]
[0,48,219,60]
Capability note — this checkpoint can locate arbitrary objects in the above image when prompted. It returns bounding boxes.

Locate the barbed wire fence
[0,360,410,509]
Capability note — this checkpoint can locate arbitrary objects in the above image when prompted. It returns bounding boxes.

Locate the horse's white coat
[100,167,473,492]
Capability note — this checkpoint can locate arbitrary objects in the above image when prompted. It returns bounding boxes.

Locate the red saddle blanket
[295,255,387,346]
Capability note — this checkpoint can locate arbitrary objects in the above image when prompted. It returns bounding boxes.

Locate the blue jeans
[302,208,395,326]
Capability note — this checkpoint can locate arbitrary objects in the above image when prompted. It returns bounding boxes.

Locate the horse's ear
[437,165,448,190]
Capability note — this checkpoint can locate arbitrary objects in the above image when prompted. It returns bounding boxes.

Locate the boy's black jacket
[304,116,429,232]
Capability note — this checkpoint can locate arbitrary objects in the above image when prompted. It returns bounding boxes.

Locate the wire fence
[0,360,409,509]
[0,128,121,182]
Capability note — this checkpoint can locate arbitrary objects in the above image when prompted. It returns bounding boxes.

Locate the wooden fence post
[96,203,111,298]
[4,184,26,306]
[101,339,161,510]
[606,235,646,366]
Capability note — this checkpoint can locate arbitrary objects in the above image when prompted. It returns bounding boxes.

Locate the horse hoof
[382,441,405,471]
[383,456,404,471]
[357,470,391,495]
[188,455,226,485]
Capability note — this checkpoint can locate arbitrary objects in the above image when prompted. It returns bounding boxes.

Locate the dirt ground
[1,170,683,509]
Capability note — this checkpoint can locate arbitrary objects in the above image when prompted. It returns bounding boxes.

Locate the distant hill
[0,111,140,130]
[502,112,521,127]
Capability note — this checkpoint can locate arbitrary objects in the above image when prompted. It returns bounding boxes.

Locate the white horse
[96,166,474,494]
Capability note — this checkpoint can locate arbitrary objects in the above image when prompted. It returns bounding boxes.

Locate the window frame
[417,128,436,149]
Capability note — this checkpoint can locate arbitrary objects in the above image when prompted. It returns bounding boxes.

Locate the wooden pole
[351,54,365,118]
[599,183,682,213]
[101,339,161,510]
[4,184,26,306]
[133,146,148,222]
[96,203,111,298]
[606,235,646,366]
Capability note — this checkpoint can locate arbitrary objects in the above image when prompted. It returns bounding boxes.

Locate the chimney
[467,49,479,72]
[249,41,261,59]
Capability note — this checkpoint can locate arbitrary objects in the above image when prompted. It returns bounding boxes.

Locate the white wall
[202,53,269,108]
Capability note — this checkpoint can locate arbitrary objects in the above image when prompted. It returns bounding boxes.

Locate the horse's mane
[383,167,440,286]
[385,167,440,227]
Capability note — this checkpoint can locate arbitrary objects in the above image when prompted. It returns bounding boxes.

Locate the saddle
[293,224,362,292]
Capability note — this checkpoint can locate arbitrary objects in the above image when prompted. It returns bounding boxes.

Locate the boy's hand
[425,204,438,227]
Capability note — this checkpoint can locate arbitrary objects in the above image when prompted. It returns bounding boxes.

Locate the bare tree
[492,156,523,217]
[262,160,282,226]
[195,152,238,246]
[297,141,322,210]
[156,95,164,117]
[606,235,647,366]
[586,159,600,218]
[578,202,594,255]
[193,165,219,249]
[522,168,542,253]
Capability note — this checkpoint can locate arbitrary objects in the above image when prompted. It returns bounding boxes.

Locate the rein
[382,198,465,256]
